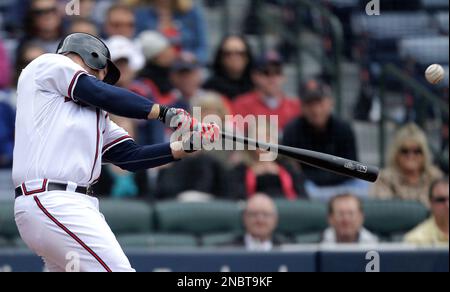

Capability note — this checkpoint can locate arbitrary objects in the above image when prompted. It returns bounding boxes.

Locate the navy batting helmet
[57,33,121,85]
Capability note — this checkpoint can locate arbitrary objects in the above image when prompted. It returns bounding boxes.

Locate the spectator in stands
[283,79,365,201]
[228,124,308,200]
[93,115,150,199]
[75,0,96,20]
[135,0,208,63]
[404,178,449,246]
[203,35,254,100]
[64,0,111,28]
[103,4,145,72]
[67,18,99,36]
[232,51,301,131]
[22,0,64,53]
[0,101,15,168]
[106,35,143,87]
[370,123,443,208]
[228,193,286,251]
[169,51,233,113]
[322,194,378,244]
[154,152,230,200]
[104,4,136,39]
[169,51,205,110]
[14,42,46,86]
[135,31,177,103]
[155,93,231,200]
[133,31,178,145]
[0,39,11,89]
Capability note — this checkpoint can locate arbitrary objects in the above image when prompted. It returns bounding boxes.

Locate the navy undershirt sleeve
[102,140,176,172]
[73,75,154,120]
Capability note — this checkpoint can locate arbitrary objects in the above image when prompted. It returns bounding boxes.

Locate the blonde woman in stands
[370,123,443,208]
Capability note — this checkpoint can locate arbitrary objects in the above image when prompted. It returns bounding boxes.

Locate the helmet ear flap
[103,59,121,85]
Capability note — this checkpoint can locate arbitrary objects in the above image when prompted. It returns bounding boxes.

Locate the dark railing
[379,64,449,166]
[219,0,345,116]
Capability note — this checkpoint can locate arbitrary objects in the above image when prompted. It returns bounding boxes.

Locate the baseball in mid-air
[425,64,445,85]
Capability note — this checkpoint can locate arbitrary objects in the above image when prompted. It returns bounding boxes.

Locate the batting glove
[182,122,221,153]
[158,105,196,133]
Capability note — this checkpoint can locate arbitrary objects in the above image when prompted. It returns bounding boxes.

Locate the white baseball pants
[14,191,135,272]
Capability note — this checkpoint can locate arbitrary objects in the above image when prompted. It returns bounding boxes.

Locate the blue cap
[171,51,201,72]
[254,50,283,72]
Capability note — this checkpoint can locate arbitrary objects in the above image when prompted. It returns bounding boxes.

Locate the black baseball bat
[221,132,379,183]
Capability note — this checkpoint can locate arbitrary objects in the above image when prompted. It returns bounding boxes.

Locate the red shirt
[232,91,301,130]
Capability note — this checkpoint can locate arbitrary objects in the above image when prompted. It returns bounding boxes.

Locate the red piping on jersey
[21,179,48,196]
[68,71,85,100]
[102,135,132,154]
[89,109,100,183]
[33,196,112,272]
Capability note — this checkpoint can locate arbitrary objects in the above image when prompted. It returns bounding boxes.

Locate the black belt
[15,183,89,199]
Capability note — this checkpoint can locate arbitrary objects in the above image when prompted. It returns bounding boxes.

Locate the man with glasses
[103,4,144,72]
[322,194,378,244]
[104,4,136,40]
[223,194,285,251]
[232,51,301,131]
[404,178,449,246]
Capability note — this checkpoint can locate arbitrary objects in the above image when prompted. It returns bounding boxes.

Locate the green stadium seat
[99,199,154,235]
[201,232,241,247]
[117,234,198,248]
[363,200,429,237]
[154,201,242,235]
[275,200,328,236]
[13,237,28,248]
[0,201,19,239]
[295,233,323,244]
[0,237,10,247]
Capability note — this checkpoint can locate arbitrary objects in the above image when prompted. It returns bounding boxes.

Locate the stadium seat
[436,11,449,34]
[0,237,10,248]
[295,233,323,244]
[351,12,436,39]
[201,232,242,247]
[363,200,429,238]
[12,237,27,248]
[154,200,242,236]
[421,0,449,10]
[0,200,19,239]
[99,199,154,235]
[399,36,449,65]
[117,234,198,248]
[275,200,328,236]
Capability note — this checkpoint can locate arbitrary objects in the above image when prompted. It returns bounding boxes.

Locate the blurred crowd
[0,0,448,246]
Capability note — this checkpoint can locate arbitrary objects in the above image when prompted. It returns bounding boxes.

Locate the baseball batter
[13,33,218,272]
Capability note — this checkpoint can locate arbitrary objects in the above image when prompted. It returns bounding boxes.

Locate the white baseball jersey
[13,54,132,187]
